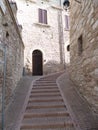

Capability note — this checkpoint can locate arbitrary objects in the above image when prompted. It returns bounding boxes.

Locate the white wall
[16,0,70,74]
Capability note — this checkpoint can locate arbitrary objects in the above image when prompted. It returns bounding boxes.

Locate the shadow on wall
[43,60,65,75]
[23,64,31,76]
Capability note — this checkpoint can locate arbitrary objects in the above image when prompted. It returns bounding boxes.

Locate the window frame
[38,8,47,24]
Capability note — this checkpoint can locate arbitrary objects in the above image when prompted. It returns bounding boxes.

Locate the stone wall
[16,0,70,75]
[70,0,98,113]
[0,0,24,115]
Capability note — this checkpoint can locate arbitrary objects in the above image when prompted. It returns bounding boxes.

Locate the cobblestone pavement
[5,71,98,130]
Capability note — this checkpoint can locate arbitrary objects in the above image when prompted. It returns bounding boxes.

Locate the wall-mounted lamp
[63,0,70,10]
[63,0,81,10]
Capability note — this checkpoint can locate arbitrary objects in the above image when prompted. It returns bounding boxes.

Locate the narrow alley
[0,0,98,130]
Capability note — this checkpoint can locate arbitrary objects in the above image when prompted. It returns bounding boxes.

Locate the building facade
[16,0,70,75]
[70,0,98,113]
[0,0,24,119]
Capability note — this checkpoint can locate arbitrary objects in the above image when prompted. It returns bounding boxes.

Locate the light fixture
[63,0,70,10]
[63,0,81,10]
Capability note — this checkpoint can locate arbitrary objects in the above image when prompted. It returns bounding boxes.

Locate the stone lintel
[34,22,50,27]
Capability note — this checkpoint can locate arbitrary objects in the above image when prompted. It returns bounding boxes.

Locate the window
[65,15,70,30]
[38,9,47,24]
[78,35,83,55]
[67,45,70,51]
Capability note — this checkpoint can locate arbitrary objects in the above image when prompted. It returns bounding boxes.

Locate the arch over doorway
[32,50,43,75]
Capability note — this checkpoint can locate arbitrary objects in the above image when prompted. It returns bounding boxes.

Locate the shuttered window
[65,15,70,30]
[38,9,47,24]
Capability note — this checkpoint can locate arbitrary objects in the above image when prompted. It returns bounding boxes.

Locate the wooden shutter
[65,15,69,30]
[43,10,47,24]
[39,9,42,23]
[39,9,47,24]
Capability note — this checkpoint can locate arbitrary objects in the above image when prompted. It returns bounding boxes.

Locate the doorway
[32,50,43,75]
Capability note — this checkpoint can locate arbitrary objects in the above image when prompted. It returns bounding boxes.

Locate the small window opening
[78,35,83,55]
[67,45,70,51]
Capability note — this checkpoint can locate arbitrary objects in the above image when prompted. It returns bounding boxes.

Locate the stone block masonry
[16,0,70,75]
[70,0,98,113]
[0,0,24,125]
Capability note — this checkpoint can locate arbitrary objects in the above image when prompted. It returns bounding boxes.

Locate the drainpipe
[60,0,66,69]
[58,0,66,69]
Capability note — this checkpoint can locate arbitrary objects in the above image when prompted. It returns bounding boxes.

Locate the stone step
[38,78,57,80]
[35,82,56,84]
[31,89,60,93]
[37,79,56,80]
[26,104,66,110]
[22,117,72,125]
[23,112,70,118]
[37,80,56,82]
[34,82,56,84]
[20,122,74,130]
[33,84,57,86]
[32,86,58,89]
[35,80,56,83]
[20,127,75,130]
[28,98,63,103]
[28,96,63,101]
[29,94,61,98]
[25,106,67,113]
[27,101,65,107]
[30,91,60,95]
[18,73,76,130]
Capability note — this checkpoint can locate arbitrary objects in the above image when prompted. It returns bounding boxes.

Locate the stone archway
[32,50,43,75]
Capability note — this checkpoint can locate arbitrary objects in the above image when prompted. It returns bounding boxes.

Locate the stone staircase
[19,73,76,130]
